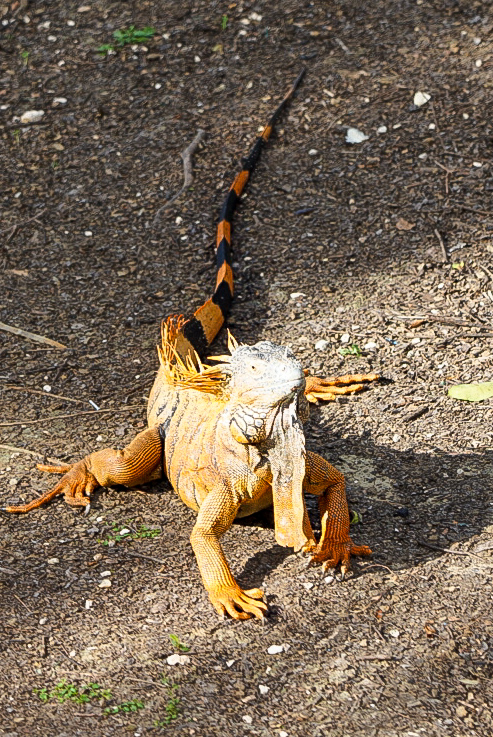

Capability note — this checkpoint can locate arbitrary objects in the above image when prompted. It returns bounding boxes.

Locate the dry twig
[434,228,447,262]
[153,129,205,222]
[0,321,67,350]
[3,385,84,404]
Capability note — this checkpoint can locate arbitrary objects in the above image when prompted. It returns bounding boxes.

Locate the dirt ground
[1,1,492,735]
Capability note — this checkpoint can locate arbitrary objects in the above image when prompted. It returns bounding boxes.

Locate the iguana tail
[167,69,305,362]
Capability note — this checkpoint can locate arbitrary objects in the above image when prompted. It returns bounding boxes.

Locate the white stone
[475,59,482,68]
[167,653,190,665]
[340,333,350,343]
[242,715,253,724]
[302,582,314,590]
[99,578,111,588]
[119,528,131,535]
[20,110,45,124]
[377,125,387,134]
[39,617,47,625]
[308,149,318,156]
[324,575,335,584]
[67,20,75,26]
[280,732,289,737]
[85,600,93,609]
[259,685,269,695]
[413,91,431,107]
[393,434,401,443]
[84,230,93,236]
[346,127,368,144]
[48,558,59,565]
[226,659,235,667]
[43,384,51,392]
[290,292,306,299]
[473,162,482,168]
[429,123,436,129]
[9,478,18,486]
[315,339,330,351]
[100,570,111,577]
[389,628,400,638]
[53,97,67,104]
[364,341,378,350]
[155,83,162,89]
[267,644,284,655]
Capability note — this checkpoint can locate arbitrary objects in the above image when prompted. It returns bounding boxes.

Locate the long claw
[84,503,91,516]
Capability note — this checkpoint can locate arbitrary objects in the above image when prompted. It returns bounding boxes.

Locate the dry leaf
[396,218,415,231]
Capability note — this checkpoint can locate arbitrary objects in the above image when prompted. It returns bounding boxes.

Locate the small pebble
[48,558,59,565]
[77,5,91,11]
[324,575,335,584]
[242,716,253,724]
[99,579,111,588]
[9,478,18,486]
[463,113,469,120]
[67,20,75,26]
[280,732,289,737]
[39,617,47,625]
[267,644,285,655]
[155,83,162,90]
[84,230,93,237]
[226,659,235,667]
[346,127,368,144]
[456,705,467,718]
[377,125,387,134]
[308,149,318,156]
[302,582,314,590]
[53,97,67,104]
[290,292,305,299]
[472,162,482,168]
[315,339,330,351]
[364,341,378,351]
[389,628,400,638]
[43,385,52,392]
[167,653,190,666]
[259,685,269,695]
[100,570,111,577]
[413,91,431,107]
[119,528,131,536]
[475,59,482,68]
[20,110,45,124]
[85,600,93,609]
[340,333,350,344]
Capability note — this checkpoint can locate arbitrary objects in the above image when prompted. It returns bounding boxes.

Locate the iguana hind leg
[190,489,268,620]
[304,372,379,403]
[3,427,163,513]
[303,451,371,575]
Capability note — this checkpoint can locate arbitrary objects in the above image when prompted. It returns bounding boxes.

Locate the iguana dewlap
[4,72,377,620]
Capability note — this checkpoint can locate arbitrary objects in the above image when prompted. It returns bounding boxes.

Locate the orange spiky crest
[158,317,231,397]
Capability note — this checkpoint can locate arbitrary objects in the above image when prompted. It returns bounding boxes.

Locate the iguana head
[226,341,305,444]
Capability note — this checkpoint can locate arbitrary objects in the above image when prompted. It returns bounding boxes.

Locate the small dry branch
[153,129,205,223]
[0,321,67,350]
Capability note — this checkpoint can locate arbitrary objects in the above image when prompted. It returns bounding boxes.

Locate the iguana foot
[3,460,98,513]
[309,539,372,577]
[208,585,267,620]
[304,373,379,403]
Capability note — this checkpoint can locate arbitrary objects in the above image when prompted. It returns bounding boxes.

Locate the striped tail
[168,69,305,362]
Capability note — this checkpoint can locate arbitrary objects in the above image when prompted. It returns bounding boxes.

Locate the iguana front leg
[304,372,379,403]
[2,427,163,513]
[190,490,267,620]
[303,451,371,575]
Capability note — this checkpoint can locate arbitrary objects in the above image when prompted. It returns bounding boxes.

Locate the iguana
[3,71,378,620]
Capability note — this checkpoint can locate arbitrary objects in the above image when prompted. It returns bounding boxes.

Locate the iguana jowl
[4,71,378,619]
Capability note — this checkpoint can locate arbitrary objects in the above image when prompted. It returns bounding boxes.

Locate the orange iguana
[3,71,377,620]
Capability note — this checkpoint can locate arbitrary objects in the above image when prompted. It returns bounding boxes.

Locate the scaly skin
[3,72,377,620]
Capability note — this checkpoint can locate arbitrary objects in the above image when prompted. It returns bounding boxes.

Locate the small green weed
[34,680,112,705]
[12,129,21,145]
[104,699,145,715]
[100,522,161,546]
[169,634,190,652]
[221,15,228,30]
[20,50,29,67]
[98,26,155,55]
[154,678,180,727]
[339,343,362,357]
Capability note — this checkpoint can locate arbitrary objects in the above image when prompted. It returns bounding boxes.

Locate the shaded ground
[1,1,492,735]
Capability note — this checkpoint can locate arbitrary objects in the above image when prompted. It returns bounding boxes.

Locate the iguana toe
[209,585,267,620]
